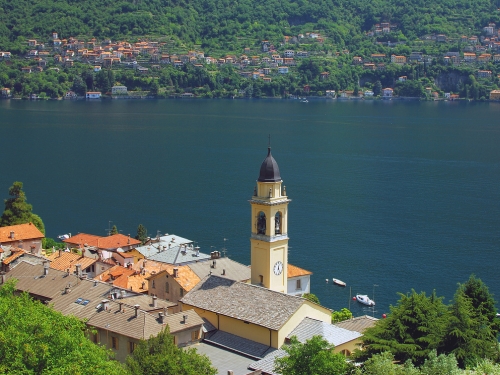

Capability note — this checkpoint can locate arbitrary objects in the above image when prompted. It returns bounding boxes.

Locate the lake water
[1,98,499,316]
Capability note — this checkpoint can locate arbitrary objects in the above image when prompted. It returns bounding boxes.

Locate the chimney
[195,246,200,256]
[222,269,226,276]
[65,285,71,294]
[158,312,165,323]
[163,307,168,316]
[120,290,126,299]
[118,302,123,312]
[102,299,110,311]
[152,295,157,308]
[182,314,188,324]
[141,281,146,289]
[173,268,178,278]
[75,264,82,278]
[58,249,62,257]
[10,231,14,239]
[134,304,140,317]
[43,261,49,276]
[228,371,234,375]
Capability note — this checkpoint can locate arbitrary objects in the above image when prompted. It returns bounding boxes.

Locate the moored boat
[332,278,346,287]
[356,294,375,306]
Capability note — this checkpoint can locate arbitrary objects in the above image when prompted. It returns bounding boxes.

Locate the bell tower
[250,147,290,293]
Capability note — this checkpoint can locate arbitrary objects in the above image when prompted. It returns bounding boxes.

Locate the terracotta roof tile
[62,233,101,247]
[47,251,97,273]
[287,264,312,278]
[0,223,44,242]
[97,234,141,249]
[2,250,25,265]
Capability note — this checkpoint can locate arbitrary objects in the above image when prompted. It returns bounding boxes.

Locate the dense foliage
[0,181,45,235]
[0,280,125,374]
[126,327,216,375]
[355,276,500,368]
[1,0,499,52]
[274,335,351,375]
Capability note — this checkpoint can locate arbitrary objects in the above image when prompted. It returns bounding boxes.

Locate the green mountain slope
[1,0,499,51]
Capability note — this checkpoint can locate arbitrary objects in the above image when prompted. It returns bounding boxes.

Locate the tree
[110,225,118,235]
[126,327,216,375]
[332,308,353,323]
[373,81,382,96]
[303,293,320,304]
[354,352,419,375]
[274,335,350,375]
[355,290,449,366]
[136,224,148,245]
[1,181,45,234]
[442,280,500,368]
[0,280,125,375]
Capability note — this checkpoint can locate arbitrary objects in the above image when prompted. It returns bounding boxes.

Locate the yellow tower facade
[250,147,290,293]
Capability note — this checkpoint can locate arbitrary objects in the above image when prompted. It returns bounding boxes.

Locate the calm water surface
[1,98,499,316]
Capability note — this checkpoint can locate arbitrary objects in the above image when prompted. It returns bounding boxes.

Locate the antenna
[268,134,271,148]
[105,221,113,236]
[221,238,228,257]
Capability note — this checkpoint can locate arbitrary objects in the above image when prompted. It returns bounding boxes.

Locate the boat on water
[332,278,346,287]
[356,294,375,306]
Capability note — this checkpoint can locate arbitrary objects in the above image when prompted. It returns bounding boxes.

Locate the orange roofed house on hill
[63,233,141,259]
[0,223,44,255]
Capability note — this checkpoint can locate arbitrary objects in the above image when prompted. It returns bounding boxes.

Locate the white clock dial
[273,261,283,275]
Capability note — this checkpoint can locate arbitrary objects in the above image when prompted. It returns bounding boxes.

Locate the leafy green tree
[303,293,320,304]
[355,290,448,366]
[354,351,419,375]
[1,181,45,235]
[136,224,148,245]
[126,327,216,375]
[0,280,125,374]
[110,225,118,235]
[332,308,353,323]
[274,335,350,375]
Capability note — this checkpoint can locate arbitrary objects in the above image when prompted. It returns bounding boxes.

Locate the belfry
[250,147,290,293]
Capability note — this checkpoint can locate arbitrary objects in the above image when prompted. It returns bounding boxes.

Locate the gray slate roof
[333,315,379,333]
[287,317,362,346]
[4,261,80,300]
[135,237,211,265]
[188,257,251,282]
[248,349,287,375]
[180,275,305,331]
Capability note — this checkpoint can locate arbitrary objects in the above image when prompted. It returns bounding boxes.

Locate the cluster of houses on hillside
[0,222,376,374]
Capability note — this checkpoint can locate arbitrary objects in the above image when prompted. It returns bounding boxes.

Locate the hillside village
[0,149,379,375]
[3,23,500,100]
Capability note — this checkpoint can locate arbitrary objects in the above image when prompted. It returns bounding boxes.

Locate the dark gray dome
[258,147,281,182]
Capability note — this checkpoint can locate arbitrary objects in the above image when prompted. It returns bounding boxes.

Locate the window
[129,341,137,353]
[296,279,302,290]
[275,212,282,235]
[257,211,266,234]
[191,330,200,341]
[165,282,169,293]
[152,280,156,289]
[111,336,119,350]
[92,332,99,343]
[341,349,351,356]
[180,288,184,297]
[259,275,263,284]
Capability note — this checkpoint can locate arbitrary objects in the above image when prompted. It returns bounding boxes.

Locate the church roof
[180,275,307,330]
[258,147,281,182]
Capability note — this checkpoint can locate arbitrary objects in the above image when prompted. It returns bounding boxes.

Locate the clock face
[273,261,283,275]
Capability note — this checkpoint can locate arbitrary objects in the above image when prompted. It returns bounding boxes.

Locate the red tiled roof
[63,233,101,247]
[47,251,97,273]
[0,223,44,242]
[97,234,141,249]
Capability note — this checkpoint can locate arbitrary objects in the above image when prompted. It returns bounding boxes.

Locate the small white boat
[332,278,346,287]
[356,294,375,306]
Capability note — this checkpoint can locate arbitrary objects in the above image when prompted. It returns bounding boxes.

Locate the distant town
[3,23,500,100]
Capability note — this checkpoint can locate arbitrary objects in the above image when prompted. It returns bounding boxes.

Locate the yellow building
[250,147,290,293]
[180,275,332,349]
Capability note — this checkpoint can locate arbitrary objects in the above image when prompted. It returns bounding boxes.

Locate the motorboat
[332,278,346,287]
[356,294,375,306]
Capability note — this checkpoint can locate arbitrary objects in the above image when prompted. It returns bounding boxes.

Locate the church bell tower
[250,147,290,293]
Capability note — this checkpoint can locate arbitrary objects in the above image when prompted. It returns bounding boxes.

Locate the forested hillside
[1,0,499,51]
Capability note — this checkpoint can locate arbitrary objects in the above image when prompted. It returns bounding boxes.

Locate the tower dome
[258,147,281,182]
